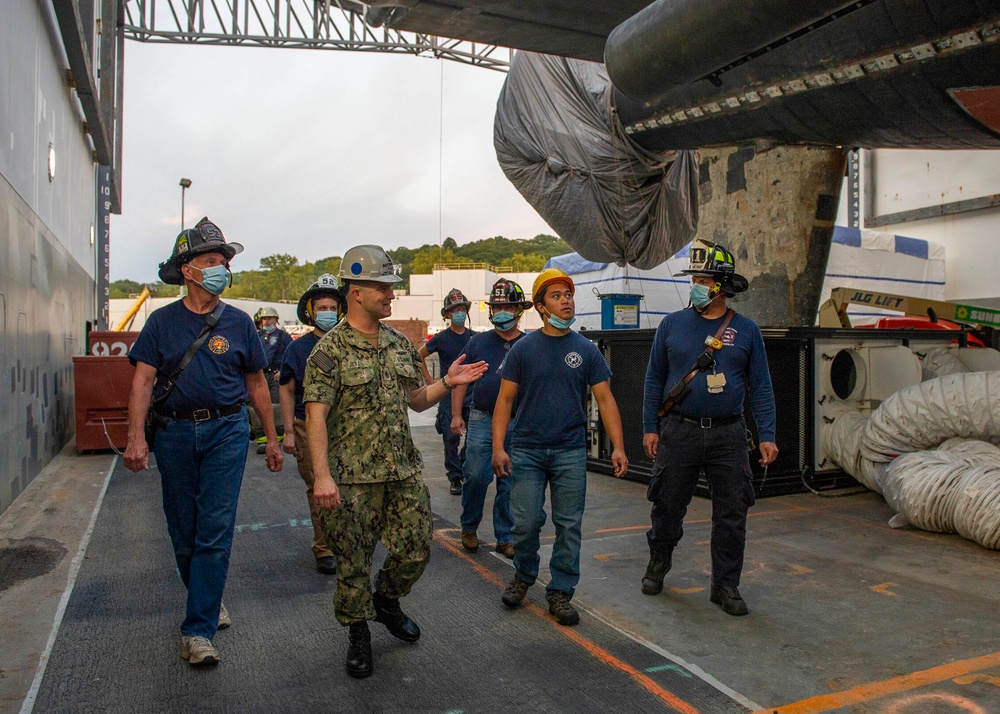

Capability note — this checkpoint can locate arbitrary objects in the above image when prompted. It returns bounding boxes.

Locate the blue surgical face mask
[194,264,229,295]
[690,283,713,308]
[314,311,338,332]
[547,313,576,330]
[263,323,277,332]
[450,311,467,326]
[490,310,517,329]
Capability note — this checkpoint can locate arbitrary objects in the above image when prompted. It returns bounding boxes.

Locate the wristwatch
[441,375,456,391]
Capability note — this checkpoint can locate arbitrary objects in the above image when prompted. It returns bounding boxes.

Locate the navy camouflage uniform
[303,321,433,625]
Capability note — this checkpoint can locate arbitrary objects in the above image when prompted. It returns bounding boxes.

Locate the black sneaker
[345,622,373,678]
[373,592,420,642]
[501,575,530,608]
[710,585,749,616]
[546,591,580,626]
[449,480,462,495]
[640,549,672,595]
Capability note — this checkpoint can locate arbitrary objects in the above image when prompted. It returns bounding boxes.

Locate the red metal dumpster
[73,355,135,452]
[87,330,139,356]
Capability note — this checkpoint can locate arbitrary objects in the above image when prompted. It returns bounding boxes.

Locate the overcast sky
[109,42,553,282]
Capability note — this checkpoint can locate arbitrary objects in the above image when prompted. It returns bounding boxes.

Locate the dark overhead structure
[375,0,1000,326]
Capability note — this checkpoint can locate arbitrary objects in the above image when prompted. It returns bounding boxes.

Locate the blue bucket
[598,293,642,330]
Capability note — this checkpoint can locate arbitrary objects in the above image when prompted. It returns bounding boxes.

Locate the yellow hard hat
[532,268,574,305]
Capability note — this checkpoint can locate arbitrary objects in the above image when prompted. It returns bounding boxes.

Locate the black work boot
[640,549,672,596]
[373,592,421,642]
[710,585,749,616]
[345,622,373,679]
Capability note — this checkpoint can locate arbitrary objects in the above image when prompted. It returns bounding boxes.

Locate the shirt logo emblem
[565,351,582,369]
[722,327,737,346]
[208,335,230,354]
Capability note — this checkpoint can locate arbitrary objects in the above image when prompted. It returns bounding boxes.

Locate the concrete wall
[0,0,101,515]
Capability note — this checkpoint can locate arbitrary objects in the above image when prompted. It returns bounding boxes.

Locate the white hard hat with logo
[338,245,402,284]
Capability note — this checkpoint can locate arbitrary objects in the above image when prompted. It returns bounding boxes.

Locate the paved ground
[3,410,1000,713]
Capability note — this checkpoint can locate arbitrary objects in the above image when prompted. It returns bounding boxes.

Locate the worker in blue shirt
[278,274,343,576]
[418,288,472,495]
[449,278,533,558]
[641,240,778,617]
[492,268,628,627]
[125,217,283,667]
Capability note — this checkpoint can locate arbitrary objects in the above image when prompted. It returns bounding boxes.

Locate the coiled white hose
[824,371,1000,550]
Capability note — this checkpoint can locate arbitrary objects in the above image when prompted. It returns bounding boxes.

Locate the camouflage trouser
[292,419,333,560]
[320,476,432,625]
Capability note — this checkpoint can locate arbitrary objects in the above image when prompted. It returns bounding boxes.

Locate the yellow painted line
[594,553,620,562]
[433,529,703,714]
[669,586,705,595]
[788,564,814,576]
[753,650,1000,714]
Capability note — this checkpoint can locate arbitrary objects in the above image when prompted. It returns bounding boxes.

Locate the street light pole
[179,178,192,230]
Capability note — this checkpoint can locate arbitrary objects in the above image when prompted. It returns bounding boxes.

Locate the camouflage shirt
[303,321,424,485]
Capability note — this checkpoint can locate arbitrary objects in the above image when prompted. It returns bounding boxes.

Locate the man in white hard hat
[278,274,343,575]
[303,244,487,679]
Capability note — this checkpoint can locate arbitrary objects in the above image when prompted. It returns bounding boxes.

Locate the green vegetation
[113,234,570,303]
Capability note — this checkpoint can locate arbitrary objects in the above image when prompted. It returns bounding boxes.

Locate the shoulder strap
[152,301,226,407]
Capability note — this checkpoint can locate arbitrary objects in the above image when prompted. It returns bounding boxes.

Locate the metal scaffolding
[121,0,511,71]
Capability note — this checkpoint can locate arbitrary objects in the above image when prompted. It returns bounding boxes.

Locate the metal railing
[432,262,513,273]
[122,0,512,71]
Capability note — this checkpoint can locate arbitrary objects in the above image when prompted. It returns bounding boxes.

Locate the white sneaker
[218,602,231,629]
[181,636,220,666]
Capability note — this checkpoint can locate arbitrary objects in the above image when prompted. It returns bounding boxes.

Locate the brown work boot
[501,575,530,608]
[546,591,580,626]
[461,530,479,552]
[641,549,672,596]
[494,541,514,559]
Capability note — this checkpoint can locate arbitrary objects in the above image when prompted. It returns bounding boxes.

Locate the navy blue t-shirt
[500,330,612,450]
[460,330,525,413]
[130,300,267,413]
[279,331,320,420]
[641,307,776,441]
[259,327,293,372]
[425,327,472,412]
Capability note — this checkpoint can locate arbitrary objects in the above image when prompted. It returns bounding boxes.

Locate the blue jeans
[509,447,588,598]
[436,401,469,483]
[459,409,513,543]
[153,408,249,638]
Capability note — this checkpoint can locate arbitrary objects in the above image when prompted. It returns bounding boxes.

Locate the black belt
[666,413,742,429]
[158,404,245,421]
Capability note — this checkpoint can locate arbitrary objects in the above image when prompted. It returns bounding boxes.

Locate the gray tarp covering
[494,51,699,270]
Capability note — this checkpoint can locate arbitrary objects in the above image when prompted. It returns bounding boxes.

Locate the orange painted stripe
[433,530,702,714]
[754,650,1000,714]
